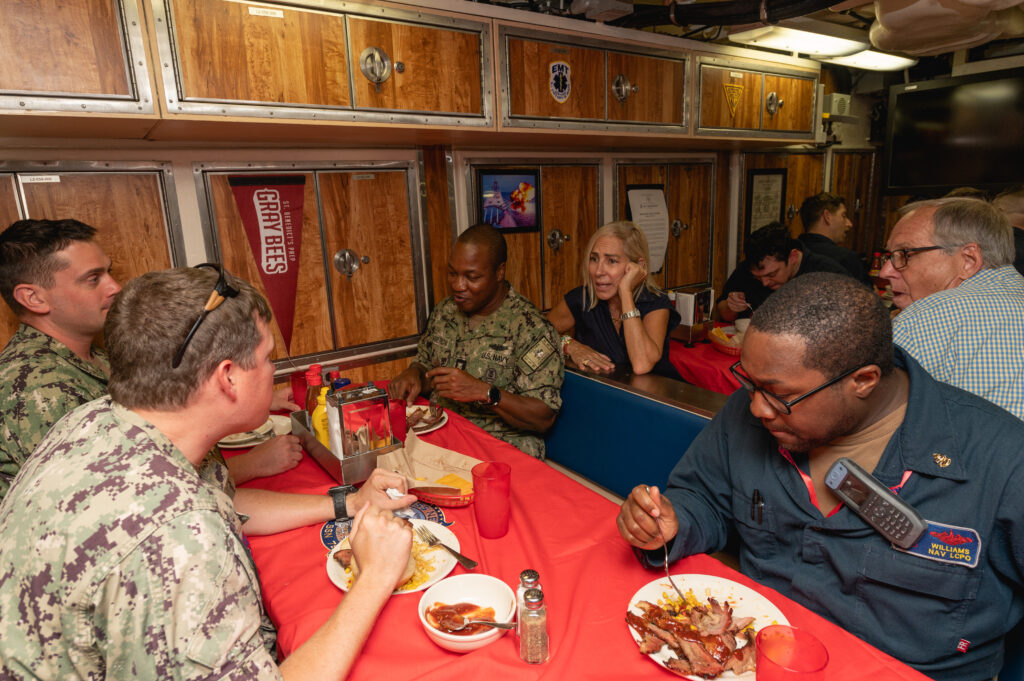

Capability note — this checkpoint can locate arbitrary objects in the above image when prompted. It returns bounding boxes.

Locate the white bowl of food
[418,574,516,653]
[734,318,751,334]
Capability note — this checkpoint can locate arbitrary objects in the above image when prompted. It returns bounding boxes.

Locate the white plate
[405,406,449,435]
[326,518,458,595]
[627,574,789,680]
[268,414,292,436]
[218,418,275,447]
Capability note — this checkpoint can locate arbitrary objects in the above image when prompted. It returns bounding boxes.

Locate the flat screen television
[885,68,1024,195]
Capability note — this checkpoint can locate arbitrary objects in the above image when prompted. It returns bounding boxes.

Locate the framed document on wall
[745,168,787,236]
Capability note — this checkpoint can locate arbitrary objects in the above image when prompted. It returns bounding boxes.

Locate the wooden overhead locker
[506,38,605,121]
[153,0,492,126]
[0,168,179,342]
[606,51,685,126]
[697,58,817,138]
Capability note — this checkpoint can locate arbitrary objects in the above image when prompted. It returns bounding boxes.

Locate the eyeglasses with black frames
[729,361,864,415]
[171,263,239,369]
[878,246,944,270]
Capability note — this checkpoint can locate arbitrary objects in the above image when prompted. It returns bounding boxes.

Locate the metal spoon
[443,617,515,632]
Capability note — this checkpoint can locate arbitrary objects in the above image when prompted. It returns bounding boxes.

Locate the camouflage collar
[15,323,109,384]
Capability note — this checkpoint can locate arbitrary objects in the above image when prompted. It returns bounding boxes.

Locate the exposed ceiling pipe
[610,0,844,30]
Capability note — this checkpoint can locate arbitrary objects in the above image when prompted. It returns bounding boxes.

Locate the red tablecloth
[669,337,741,395]
[241,403,928,681]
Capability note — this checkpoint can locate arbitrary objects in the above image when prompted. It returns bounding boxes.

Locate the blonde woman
[546,221,681,378]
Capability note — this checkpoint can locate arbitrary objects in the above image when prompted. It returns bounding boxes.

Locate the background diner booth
[1,0,1023,678]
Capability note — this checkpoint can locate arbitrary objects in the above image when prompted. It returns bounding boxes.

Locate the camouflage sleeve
[415,305,443,369]
[513,317,564,412]
[4,383,102,468]
[95,511,280,681]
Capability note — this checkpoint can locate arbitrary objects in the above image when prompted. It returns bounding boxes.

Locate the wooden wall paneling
[0,0,131,97]
[831,151,878,257]
[170,0,350,106]
[19,173,173,282]
[617,164,668,287]
[208,173,333,360]
[540,165,599,310]
[606,52,683,125]
[711,153,731,297]
[699,66,761,130]
[319,171,419,348]
[339,355,412,384]
[504,231,542,309]
[506,38,605,120]
[762,75,815,133]
[783,153,826,234]
[665,163,712,288]
[422,146,454,305]
[0,175,23,343]
[348,18,482,114]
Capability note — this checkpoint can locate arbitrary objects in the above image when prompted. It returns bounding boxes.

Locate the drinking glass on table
[755,625,828,680]
[472,462,511,539]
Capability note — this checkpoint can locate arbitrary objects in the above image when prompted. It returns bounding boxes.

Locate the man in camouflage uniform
[0,267,414,680]
[0,219,121,500]
[0,219,308,502]
[389,224,563,458]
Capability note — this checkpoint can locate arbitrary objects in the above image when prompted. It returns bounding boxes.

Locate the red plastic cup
[289,371,307,413]
[756,625,829,680]
[471,462,511,539]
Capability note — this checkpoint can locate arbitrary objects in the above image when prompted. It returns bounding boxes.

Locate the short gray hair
[898,197,1013,268]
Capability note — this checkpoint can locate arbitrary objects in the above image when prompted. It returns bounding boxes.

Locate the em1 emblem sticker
[549,61,571,103]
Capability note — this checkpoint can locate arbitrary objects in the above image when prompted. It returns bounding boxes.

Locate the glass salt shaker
[516,569,541,638]
[519,588,549,664]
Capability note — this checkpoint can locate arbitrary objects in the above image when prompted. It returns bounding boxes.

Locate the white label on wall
[248,6,284,18]
[19,175,60,183]
[729,71,744,79]
[352,173,375,180]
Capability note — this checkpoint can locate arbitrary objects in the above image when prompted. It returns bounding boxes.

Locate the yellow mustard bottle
[312,386,331,448]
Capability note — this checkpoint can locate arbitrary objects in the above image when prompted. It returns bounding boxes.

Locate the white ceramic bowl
[734,318,751,334]
[418,574,516,653]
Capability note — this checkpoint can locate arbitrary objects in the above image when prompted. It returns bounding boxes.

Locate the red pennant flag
[228,175,305,350]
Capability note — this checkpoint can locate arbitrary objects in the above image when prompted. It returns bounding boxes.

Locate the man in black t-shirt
[716,222,850,322]
[797,192,872,286]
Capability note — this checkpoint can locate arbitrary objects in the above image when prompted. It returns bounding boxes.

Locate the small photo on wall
[475,168,540,233]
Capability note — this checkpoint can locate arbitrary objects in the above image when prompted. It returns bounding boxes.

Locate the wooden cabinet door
[762,74,815,133]
[606,52,683,125]
[507,38,604,120]
[783,153,825,232]
[0,175,23,342]
[0,0,131,98]
[208,173,333,360]
[319,171,419,348]
[540,166,599,310]
[170,0,350,107]
[832,151,879,255]
[617,164,669,288]
[699,66,761,130]
[348,17,482,115]
[665,164,713,288]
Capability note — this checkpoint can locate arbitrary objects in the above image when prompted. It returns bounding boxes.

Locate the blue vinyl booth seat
[544,371,713,500]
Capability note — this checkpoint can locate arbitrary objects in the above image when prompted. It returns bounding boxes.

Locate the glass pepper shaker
[519,588,549,664]
[516,569,541,638]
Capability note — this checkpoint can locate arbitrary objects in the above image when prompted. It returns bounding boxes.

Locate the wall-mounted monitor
[885,69,1024,195]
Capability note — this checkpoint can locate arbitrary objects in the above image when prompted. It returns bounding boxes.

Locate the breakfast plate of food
[327,518,458,594]
[406,405,448,435]
[626,574,788,680]
[218,418,276,448]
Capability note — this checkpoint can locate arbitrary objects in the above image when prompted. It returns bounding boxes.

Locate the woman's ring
[582,359,590,366]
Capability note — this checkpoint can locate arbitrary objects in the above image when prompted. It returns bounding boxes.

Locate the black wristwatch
[327,484,358,520]
[481,385,502,407]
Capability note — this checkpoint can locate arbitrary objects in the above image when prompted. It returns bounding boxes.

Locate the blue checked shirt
[893,265,1024,420]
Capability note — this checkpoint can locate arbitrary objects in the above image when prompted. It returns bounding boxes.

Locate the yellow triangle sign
[723,83,743,118]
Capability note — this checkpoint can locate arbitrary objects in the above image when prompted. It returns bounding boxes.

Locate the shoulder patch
[522,336,556,372]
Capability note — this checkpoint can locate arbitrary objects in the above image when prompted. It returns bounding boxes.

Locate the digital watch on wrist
[481,385,502,406]
[327,484,358,520]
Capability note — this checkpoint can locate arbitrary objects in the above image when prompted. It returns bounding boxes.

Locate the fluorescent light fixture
[818,50,919,71]
[729,18,870,57]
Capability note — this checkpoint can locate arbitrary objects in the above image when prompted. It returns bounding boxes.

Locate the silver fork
[649,486,687,604]
[415,526,478,570]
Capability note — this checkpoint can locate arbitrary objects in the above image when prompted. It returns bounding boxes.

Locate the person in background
[943,186,990,200]
[0,267,413,680]
[992,185,1024,276]
[617,272,1024,681]
[388,223,563,459]
[797,192,871,285]
[881,198,1024,419]
[546,220,681,379]
[716,221,849,322]
[0,219,303,501]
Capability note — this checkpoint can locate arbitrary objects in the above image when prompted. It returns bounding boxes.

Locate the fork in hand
[648,486,687,604]
[415,526,478,570]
